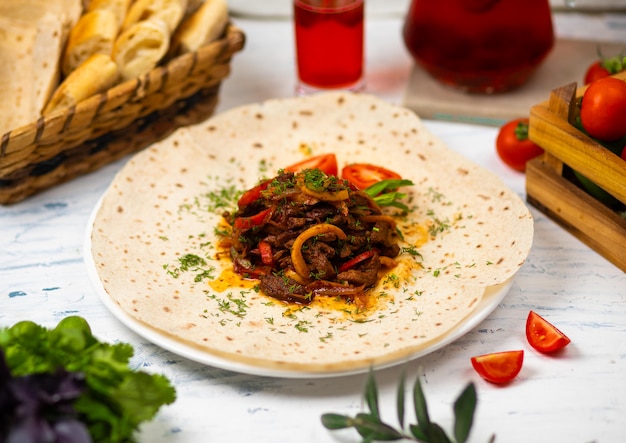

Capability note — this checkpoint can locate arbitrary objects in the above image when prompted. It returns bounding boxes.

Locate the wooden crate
[526,71,626,272]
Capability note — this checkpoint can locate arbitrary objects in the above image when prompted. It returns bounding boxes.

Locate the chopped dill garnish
[164,253,215,282]
[216,292,249,318]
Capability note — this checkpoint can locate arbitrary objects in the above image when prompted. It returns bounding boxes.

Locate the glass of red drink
[403,0,554,94]
[294,0,365,95]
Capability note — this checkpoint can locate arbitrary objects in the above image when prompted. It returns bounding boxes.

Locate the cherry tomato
[525,311,571,354]
[471,350,524,384]
[284,153,338,176]
[341,164,402,190]
[584,54,625,85]
[495,118,544,172]
[580,77,626,142]
[584,61,611,85]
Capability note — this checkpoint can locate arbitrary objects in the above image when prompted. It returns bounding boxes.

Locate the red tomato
[471,350,524,384]
[284,153,338,176]
[341,164,402,190]
[580,77,626,142]
[584,61,611,85]
[584,54,625,85]
[495,118,544,172]
[525,311,571,354]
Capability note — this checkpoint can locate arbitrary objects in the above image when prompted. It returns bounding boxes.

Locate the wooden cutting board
[403,38,626,126]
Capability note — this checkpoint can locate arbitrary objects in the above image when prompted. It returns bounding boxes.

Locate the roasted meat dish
[224,168,401,304]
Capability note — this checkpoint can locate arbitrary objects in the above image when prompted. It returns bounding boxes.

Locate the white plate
[85,205,513,379]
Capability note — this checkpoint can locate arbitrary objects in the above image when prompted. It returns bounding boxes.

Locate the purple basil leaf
[53,419,93,443]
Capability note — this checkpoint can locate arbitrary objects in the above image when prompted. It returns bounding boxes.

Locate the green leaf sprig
[321,369,494,443]
[365,179,414,213]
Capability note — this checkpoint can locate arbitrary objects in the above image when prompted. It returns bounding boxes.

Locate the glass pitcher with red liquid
[403,0,554,93]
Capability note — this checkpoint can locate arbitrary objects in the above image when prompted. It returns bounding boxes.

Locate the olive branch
[321,369,495,443]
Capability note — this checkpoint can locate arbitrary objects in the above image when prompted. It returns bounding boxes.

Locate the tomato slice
[471,350,524,384]
[525,311,571,353]
[285,154,338,176]
[341,164,402,190]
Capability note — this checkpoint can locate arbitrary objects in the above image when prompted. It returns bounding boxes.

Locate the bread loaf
[87,0,132,27]
[171,0,228,55]
[185,0,206,15]
[62,9,119,76]
[122,0,188,33]
[113,19,170,81]
[44,53,119,115]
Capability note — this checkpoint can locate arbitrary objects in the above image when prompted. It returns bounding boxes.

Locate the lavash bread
[0,17,41,136]
[62,9,119,77]
[170,0,228,55]
[0,0,81,135]
[112,19,171,81]
[0,0,82,30]
[122,0,188,33]
[30,15,70,116]
[89,92,534,375]
[87,0,133,27]
[44,53,119,116]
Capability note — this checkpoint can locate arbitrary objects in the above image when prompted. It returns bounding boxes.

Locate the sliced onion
[300,186,349,202]
[285,269,312,285]
[358,214,397,229]
[291,223,347,279]
[307,280,365,298]
[379,256,397,268]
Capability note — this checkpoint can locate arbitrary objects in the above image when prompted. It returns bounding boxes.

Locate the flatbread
[0,0,81,135]
[89,92,533,374]
[0,17,39,136]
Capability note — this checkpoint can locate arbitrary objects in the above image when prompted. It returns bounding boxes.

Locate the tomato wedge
[285,153,338,176]
[341,164,402,190]
[525,311,571,353]
[471,350,524,384]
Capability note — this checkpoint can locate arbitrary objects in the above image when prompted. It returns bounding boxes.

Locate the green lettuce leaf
[0,316,176,443]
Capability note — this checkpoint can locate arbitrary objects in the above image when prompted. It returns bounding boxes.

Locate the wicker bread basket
[0,23,245,205]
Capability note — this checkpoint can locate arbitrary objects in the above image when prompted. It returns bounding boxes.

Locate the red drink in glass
[403,0,554,93]
[294,0,364,94]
